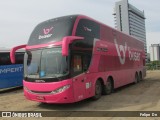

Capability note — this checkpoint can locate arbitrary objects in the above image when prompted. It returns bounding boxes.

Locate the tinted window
[73,55,82,73]
[15,52,24,64]
[70,53,91,77]
[28,15,77,46]
[71,54,83,77]
[74,19,100,50]
[76,19,100,39]
[0,53,11,65]
[83,54,91,71]
[0,52,24,65]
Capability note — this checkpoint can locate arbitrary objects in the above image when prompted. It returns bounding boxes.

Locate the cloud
[0,0,159,50]
[0,0,115,48]
[147,32,160,46]
[129,0,160,32]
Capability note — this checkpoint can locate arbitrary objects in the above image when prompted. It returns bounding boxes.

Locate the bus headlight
[24,86,29,91]
[51,85,70,94]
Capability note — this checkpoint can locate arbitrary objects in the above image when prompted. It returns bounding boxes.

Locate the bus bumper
[23,80,75,103]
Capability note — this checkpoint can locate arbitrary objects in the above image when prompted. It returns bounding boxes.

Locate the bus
[0,49,24,90]
[10,15,146,103]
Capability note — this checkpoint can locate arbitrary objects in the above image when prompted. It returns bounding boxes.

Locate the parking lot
[0,70,160,119]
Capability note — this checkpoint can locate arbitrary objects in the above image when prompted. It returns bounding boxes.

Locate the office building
[113,0,147,59]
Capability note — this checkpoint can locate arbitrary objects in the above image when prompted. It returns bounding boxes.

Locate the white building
[150,44,160,61]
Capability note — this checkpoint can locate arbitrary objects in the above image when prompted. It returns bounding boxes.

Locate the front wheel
[134,73,139,84]
[92,80,102,100]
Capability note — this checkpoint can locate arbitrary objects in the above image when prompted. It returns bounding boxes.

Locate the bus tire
[92,80,102,100]
[134,73,139,84]
[139,72,143,81]
[102,78,112,95]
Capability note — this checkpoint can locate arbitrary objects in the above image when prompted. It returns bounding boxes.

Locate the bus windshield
[24,47,69,79]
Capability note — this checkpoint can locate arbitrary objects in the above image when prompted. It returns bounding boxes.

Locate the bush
[146,61,160,70]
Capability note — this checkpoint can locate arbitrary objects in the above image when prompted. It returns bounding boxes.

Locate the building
[113,0,147,59]
[150,44,160,61]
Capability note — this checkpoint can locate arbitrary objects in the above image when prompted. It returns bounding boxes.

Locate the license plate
[36,96,45,100]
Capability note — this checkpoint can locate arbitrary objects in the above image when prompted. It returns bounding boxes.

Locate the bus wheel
[134,73,139,84]
[92,80,102,100]
[139,72,142,81]
[102,78,112,95]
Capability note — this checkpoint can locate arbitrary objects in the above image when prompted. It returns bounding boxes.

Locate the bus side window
[83,54,91,71]
[73,55,82,72]
[15,53,24,64]
[71,54,83,76]
[0,53,11,65]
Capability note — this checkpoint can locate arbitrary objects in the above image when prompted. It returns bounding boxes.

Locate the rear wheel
[92,80,102,100]
[139,72,142,81]
[102,78,112,95]
[134,73,139,84]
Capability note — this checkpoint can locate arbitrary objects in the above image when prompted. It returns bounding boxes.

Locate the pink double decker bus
[10,15,146,103]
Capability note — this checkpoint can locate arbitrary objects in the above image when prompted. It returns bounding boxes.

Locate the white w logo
[114,38,127,65]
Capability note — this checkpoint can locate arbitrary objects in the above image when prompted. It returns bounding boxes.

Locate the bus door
[71,54,91,101]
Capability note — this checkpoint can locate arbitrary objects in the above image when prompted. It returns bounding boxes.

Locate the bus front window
[24,47,69,79]
[24,50,41,78]
[40,47,68,78]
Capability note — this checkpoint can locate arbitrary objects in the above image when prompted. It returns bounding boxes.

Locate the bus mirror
[62,36,84,56]
[10,44,26,64]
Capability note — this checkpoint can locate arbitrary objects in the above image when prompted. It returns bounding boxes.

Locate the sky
[0,0,160,53]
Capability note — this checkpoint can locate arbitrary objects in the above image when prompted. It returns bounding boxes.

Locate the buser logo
[83,26,92,32]
[114,37,141,64]
[38,27,53,40]
[43,27,53,35]
[114,38,127,65]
